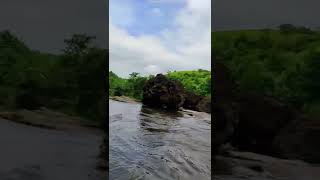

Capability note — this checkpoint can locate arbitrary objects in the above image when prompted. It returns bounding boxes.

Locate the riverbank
[0,107,103,134]
[109,96,140,103]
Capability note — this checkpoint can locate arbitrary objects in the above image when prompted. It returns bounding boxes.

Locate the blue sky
[109,0,211,77]
[110,0,184,36]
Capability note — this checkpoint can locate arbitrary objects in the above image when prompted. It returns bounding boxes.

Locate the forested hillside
[212,25,320,115]
[0,31,107,124]
[109,70,211,100]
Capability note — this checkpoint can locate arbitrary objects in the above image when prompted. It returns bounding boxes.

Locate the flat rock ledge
[214,150,320,180]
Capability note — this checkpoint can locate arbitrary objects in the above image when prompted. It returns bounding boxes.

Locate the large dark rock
[232,93,294,154]
[182,91,202,110]
[273,114,320,163]
[142,74,185,110]
[142,74,212,113]
[212,60,239,153]
[195,96,211,113]
[182,91,211,113]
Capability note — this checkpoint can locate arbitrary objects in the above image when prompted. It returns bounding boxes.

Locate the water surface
[109,99,211,180]
[0,118,104,180]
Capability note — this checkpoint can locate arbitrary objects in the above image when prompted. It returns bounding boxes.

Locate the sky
[213,0,320,31]
[0,0,108,53]
[109,0,211,77]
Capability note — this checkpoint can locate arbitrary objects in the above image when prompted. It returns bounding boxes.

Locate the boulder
[273,114,320,163]
[182,91,211,113]
[142,74,212,113]
[142,74,185,110]
[232,93,294,154]
[196,96,211,113]
[212,60,239,153]
[182,91,202,110]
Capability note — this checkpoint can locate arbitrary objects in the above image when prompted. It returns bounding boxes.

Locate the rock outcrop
[182,91,211,113]
[212,60,239,153]
[214,150,320,180]
[232,93,294,154]
[142,74,212,113]
[142,74,185,110]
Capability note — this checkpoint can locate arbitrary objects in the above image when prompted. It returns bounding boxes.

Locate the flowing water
[109,99,211,180]
[0,118,104,180]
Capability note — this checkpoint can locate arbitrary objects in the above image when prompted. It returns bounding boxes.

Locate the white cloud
[186,0,211,12]
[109,0,211,78]
[144,65,162,75]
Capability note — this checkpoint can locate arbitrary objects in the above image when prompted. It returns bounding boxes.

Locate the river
[0,117,104,180]
[109,99,211,180]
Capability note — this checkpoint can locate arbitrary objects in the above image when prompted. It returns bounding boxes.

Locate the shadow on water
[109,100,211,180]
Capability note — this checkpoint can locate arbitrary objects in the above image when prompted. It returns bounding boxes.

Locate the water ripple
[109,100,211,180]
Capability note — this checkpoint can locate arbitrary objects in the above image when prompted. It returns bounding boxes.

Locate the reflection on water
[109,100,211,180]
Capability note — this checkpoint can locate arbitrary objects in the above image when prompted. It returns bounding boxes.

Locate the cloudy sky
[109,0,211,77]
[213,0,320,31]
[0,0,108,53]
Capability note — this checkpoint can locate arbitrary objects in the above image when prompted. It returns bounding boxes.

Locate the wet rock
[142,74,185,111]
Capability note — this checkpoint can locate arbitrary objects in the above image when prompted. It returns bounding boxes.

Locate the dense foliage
[212,25,320,115]
[0,31,107,124]
[109,70,211,99]
[167,70,211,96]
[109,72,148,100]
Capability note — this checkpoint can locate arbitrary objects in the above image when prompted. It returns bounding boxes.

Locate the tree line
[0,31,107,125]
[212,24,320,116]
[109,70,211,100]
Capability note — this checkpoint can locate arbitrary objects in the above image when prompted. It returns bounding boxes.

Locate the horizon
[110,68,211,79]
